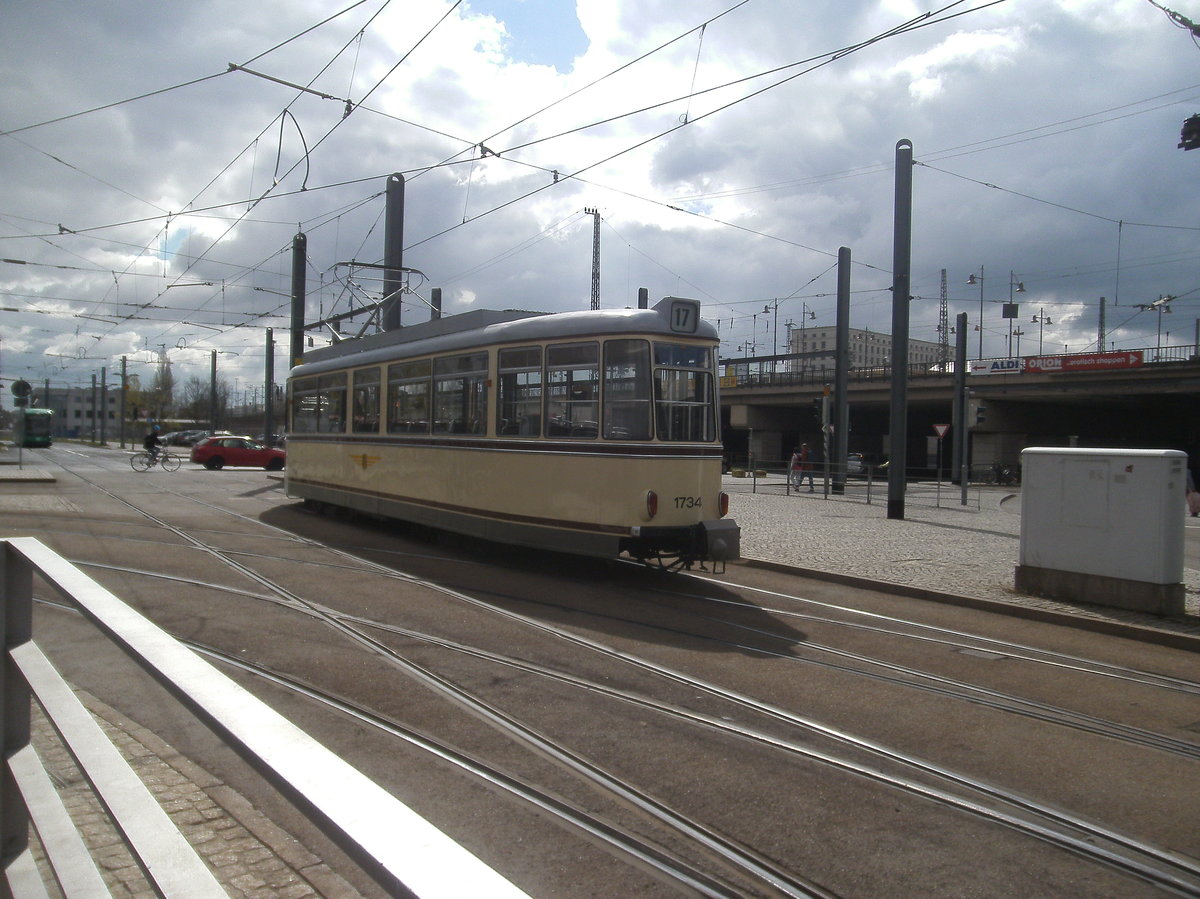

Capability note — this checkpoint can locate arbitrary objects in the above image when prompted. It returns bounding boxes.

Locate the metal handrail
[1,537,529,898]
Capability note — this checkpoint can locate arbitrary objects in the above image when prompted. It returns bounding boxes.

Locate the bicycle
[130,450,181,472]
[981,461,1019,486]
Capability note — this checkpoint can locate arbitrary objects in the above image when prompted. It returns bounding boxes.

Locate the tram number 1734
[285,296,739,569]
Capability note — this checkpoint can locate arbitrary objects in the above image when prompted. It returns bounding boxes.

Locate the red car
[191,435,285,470]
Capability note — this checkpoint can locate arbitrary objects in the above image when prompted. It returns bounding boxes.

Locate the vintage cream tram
[285,296,739,567]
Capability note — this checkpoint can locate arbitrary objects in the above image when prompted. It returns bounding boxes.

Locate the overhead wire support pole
[833,247,851,496]
[289,233,307,367]
[954,312,969,505]
[382,173,405,332]
[584,207,601,310]
[888,139,913,521]
[937,269,949,369]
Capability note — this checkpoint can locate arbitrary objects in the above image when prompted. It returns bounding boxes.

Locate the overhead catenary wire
[2,0,1011,380]
[668,82,1200,204]
[74,0,453,354]
[915,160,1200,231]
[403,0,1006,270]
[16,0,1180,382]
[497,0,1001,158]
[50,0,402,345]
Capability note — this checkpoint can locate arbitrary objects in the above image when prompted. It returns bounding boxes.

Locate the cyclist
[143,425,162,462]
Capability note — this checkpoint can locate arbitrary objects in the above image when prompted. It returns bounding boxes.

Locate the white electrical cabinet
[1016,447,1186,615]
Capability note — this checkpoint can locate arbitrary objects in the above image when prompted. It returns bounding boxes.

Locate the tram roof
[290,299,717,377]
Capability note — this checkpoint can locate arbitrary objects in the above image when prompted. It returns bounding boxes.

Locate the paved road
[3,444,1198,897]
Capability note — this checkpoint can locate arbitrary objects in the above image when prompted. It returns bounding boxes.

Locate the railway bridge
[719,346,1200,473]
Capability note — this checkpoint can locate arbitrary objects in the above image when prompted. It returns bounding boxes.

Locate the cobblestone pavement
[724,473,1200,639]
[29,692,363,898]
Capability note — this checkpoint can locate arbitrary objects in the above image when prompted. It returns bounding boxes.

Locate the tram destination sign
[1024,351,1144,374]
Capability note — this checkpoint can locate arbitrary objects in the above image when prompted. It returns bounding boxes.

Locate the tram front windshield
[653,343,715,442]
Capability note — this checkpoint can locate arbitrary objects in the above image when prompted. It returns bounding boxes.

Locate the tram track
[41,466,835,898]
[14,454,1200,895]
[676,576,1200,696]
[35,566,1200,896]
[53,529,1200,768]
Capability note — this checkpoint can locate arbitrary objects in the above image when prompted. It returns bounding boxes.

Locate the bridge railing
[723,459,996,508]
[1,537,529,898]
[721,345,1200,391]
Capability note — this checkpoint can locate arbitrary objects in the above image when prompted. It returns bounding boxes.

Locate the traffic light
[1179,114,1200,150]
[968,399,987,428]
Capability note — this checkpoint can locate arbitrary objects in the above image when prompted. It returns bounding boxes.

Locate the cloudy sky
[3,0,1199,411]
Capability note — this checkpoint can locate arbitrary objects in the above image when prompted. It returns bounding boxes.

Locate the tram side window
[387,359,431,433]
[603,339,651,440]
[290,378,319,433]
[498,346,542,436]
[317,373,347,433]
[433,352,488,435]
[352,368,381,434]
[653,343,716,442]
[546,343,599,438]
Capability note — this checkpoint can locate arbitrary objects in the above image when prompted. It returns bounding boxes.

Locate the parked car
[846,453,865,476]
[161,429,205,446]
[191,435,285,470]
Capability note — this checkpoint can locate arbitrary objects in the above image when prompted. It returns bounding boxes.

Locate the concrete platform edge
[733,556,1200,654]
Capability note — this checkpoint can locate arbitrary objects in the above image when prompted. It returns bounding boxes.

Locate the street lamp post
[1031,308,1053,355]
[797,303,816,373]
[763,301,778,357]
[1137,295,1174,361]
[1005,271,1026,358]
[967,267,984,358]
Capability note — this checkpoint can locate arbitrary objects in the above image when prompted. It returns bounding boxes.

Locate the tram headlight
[645,490,658,520]
[719,492,730,518]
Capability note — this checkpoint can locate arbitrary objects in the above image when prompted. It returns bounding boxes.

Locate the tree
[177,376,211,424]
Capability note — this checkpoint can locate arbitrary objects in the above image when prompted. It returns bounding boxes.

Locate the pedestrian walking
[793,442,814,491]
[1187,468,1200,517]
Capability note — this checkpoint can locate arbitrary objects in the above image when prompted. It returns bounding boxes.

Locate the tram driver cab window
[290,378,319,433]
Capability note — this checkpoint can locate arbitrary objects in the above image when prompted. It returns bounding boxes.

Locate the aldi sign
[969,358,1023,375]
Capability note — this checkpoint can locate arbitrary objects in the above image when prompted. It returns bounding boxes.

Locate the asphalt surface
[3,449,1199,896]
